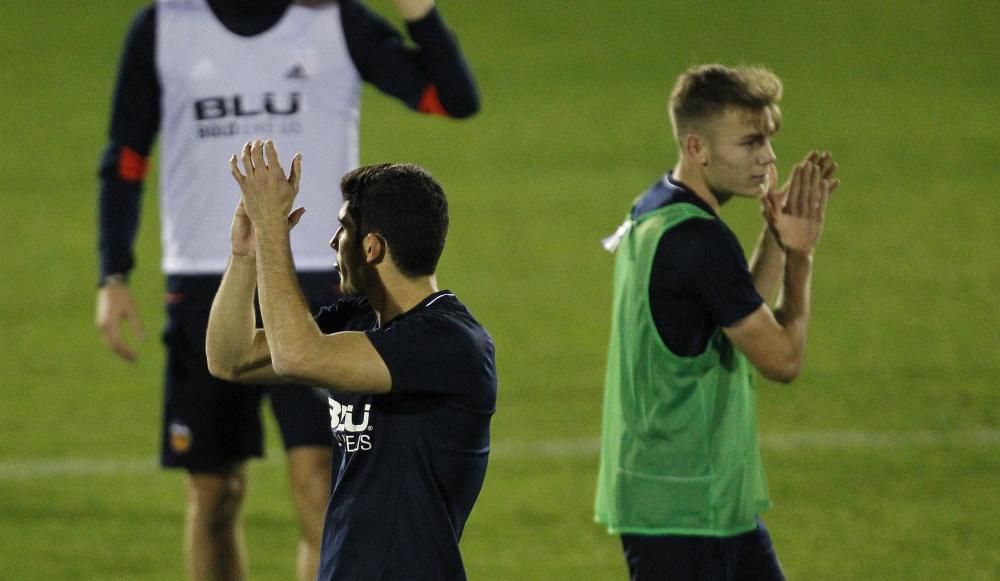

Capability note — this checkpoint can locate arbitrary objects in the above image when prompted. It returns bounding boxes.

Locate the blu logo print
[328,398,373,452]
[194,92,301,120]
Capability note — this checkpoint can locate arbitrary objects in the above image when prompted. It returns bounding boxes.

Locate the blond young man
[595,64,839,580]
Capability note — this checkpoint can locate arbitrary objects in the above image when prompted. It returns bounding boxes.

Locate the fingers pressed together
[230,140,302,189]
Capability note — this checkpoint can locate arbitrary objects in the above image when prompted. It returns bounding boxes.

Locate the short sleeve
[365,311,493,397]
[315,296,373,334]
[662,218,764,328]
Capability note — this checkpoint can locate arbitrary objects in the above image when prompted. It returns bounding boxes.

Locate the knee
[288,447,332,502]
[187,470,247,533]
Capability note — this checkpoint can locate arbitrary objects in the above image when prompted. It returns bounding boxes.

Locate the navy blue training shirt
[313,290,496,581]
[632,173,764,356]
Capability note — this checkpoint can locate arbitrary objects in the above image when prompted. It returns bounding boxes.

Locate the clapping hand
[227,140,306,255]
[229,139,304,228]
[763,151,839,255]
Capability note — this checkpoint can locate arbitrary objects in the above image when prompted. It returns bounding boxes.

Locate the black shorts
[621,518,785,581]
[160,272,341,473]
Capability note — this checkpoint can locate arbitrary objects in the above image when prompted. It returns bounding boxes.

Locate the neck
[367,272,440,326]
[206,0,291,36]
[673,157,723,214]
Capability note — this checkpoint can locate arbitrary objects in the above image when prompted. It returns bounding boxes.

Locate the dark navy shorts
[160,272,341,473]
[621,518,785,581]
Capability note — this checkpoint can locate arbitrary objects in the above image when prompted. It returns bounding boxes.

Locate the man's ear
[363,232,386,265]
[684,132,709,166]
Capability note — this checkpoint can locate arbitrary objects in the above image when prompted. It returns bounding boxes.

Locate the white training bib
[156,0,361,273]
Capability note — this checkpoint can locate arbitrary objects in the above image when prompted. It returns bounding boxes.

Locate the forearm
[206,254,262,378]
[773,251,813,370]
[99,6,159,281]
[97,165,143,282]
[254,222,321,377]
[406,5,479,117]
[749,226,786,306]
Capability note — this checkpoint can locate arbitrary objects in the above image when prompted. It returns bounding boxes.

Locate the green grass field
[1,0,998,578]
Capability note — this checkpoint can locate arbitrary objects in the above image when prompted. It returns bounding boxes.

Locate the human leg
[185,465,250,581]
[270,385,334,581]
[734,518,786,581]
[266,270,339,579]
[286,446,332,580]
[161,277,266,580]
[620,533,726,580]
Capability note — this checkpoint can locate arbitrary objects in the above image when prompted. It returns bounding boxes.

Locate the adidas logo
[285,63,308,80]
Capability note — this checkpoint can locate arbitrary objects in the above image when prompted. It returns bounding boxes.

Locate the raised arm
[231,140,392,393]
[724,157,836,383]
[749,153,839,306]
[748,225,786,307]
[95,6,160,362]
[340,0,480,118]
[205,200,294,384]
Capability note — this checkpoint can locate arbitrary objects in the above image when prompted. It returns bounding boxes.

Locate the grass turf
[0,0,997,578]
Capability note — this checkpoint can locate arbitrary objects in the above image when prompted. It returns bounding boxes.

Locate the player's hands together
[230,200,256,257]
[229,139,305,232]
[228,198,305,257]
[96,280,145,363]
[763,151,840,256]
[764,151,839,214]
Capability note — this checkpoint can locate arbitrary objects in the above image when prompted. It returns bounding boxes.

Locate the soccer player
[206,140,496,580]
[94,1,478,579]
[594,64,839,580]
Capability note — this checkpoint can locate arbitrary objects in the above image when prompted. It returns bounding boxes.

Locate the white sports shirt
[156,0,361,273]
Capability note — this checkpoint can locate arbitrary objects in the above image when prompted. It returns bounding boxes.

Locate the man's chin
[731,184,767,199]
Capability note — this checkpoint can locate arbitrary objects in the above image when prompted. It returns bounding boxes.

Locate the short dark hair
[669,64,783,138]
[340,163,449,277]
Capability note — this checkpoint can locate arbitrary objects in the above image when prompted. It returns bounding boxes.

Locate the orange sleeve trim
[417,84,449,117]
[117,146,149,182]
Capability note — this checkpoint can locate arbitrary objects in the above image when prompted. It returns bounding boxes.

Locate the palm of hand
[230,202,256,257]
[230,139,302,224]
[772,212,823,253]
[763,152,838,255]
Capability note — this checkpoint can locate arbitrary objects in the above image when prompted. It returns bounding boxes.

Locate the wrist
[253,214,288,235]
[230,253,256,264]
[100,273,128,288]
[785,249,814,267]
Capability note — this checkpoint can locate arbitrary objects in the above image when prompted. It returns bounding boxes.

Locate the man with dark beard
[207,142,496,580]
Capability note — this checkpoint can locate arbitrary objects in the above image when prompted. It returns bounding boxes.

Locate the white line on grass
[1,429,997,481]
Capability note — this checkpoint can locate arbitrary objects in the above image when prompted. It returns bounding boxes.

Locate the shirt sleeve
[662,218,764,328]
[97,4,160,282]
[339,0,480,118]
[314,296,371,334]
[365,312,490,396]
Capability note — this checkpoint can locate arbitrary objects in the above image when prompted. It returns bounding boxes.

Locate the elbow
[206,355,237,383]
[447,95,480,119]
[760,357,803,384]
[270,350,310,384]
[418,83,480,120]
[205,343,250,383]
[440,86,481,119]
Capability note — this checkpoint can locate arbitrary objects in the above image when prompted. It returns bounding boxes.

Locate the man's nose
[760,140,776,165]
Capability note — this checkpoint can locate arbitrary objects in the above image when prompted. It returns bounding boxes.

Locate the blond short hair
[669,64,783,139]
